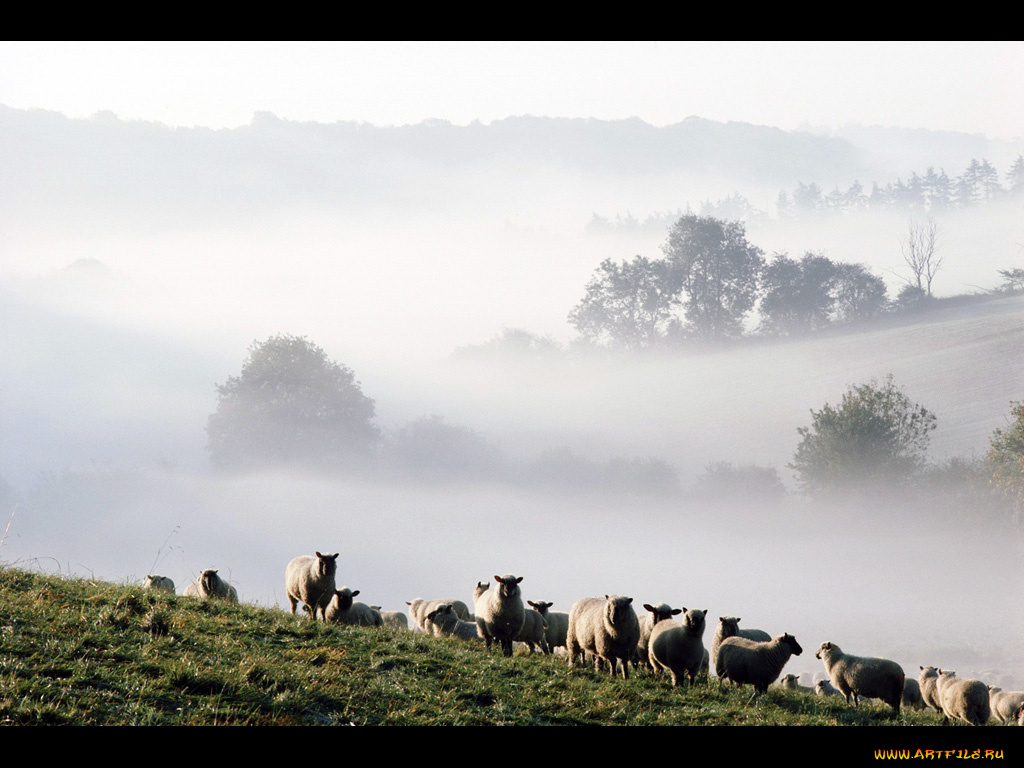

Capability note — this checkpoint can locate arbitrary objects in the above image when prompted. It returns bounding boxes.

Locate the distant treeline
[588,156,1024,232]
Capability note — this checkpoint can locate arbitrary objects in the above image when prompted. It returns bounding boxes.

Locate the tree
[789,375,937,494]
[831,263,888,323]
[997,268,1024,294]
[758,252,837,335]
[568,255,676,349]
[206,335,379,470]
[900,217,943,297]
[987,401,1024,519]
[661,214,764,341]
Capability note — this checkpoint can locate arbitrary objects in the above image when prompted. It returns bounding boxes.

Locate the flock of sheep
[144,559,1022,726]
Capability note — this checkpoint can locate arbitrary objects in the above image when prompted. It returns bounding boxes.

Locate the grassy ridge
[0,567,955,726]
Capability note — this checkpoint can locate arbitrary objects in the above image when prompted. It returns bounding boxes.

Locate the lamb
[527,600,569,653]
[515,607,549,653]
[988,687,1024,724]
[325,587,383,626]
[902,677,926,711]
[711,616,771,669]
[143,574,175,593]
[935,670,990,726]
[777,673,813,693]
[474,574,526,657]
[918,666,944,712]
[649,608,708,687]
[182,569,238,602]
[815,679,841,698]
[715,633,803,702]
[406,598,473,633]
[426,603,483,643]
[567,595,640,680]
[285,551,339,621]
[633,602,682,672]
[815,642,904,718]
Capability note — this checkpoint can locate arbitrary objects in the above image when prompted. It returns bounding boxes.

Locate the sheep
[715,633,803,702]
[143,574,175,594]
[815,679,841,698]
[406,598,473,633]
[935,670,990,726]
[918,666,944,712]
[325,587,383,626]
[710,616,771,669]
[182,569,238,602]
[285,551,339,621]
[567,595,640,680]
[815,642,904,718]
[370,607,409,631]
[649,608,708,687]
[777,673,813,693]
[426,603,483,643]
[527,600,569,653]
[515,607,549,653]
[633,602,682,672]
[902,677,926,711]
[474,574,526,657]
[988,687,1024,724]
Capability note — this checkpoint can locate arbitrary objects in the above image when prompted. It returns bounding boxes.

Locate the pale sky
[2,41,1022,139]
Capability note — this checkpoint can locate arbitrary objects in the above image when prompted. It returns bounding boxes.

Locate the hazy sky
[2,41,1022,139]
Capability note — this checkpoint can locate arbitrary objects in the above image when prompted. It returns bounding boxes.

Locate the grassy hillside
[0,566,962,729]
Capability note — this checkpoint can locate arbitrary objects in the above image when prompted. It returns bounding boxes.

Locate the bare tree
[900,217,943,297]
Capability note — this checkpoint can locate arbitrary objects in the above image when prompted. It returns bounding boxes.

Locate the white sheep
[649,608,708,687]
[527,600,569,653]
[815,679,841,698]
[406,598,473,633]
[285,551,339,621]
[567,595,640,680]
[182,569,238,602]
[474,574,526,657]
[710,616,771,669]
[918,666,944,712]
[988,687,1024,724]
[515,607,549,653]
[426,603,483,643]
[815,642,904,718]
[777,673,812,693]
[143,574,175,594]
[633,602,682,672]
[370,607,409,631]
[715,633,803,702]
[325,587,383,626]
[935,670,990,726]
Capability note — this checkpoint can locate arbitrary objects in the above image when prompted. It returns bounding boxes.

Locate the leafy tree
[987,401,1024,519]
[758,252,837,335]
[661,214,764,341]
[831,263,888,323]
[568,255,676,349]
[789,375,937,494]
[388,415,505,481]
[206,335,378,471]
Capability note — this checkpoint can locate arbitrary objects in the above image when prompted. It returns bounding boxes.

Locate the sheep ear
[515,577,523,583]
[352,590,360,597]
[494,575,502,583]
[643,604,655,612]
[671,608,682,615]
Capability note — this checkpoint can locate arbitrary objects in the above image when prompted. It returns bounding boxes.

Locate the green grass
[0,567,956,726]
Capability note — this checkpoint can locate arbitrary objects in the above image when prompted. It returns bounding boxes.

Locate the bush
[789,375,936,495]
[692,462,786,501]
[987,401,1024,520]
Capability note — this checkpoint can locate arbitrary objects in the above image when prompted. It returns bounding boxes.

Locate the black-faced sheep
[144,575,175,594]
[936,670,990,726]
[716,633,803,702]
[285,552,339,621]
[325,587,383,626]
[567,595,640,680]
[633,602,682,673]
[815,642,903,718]
[474,574,525,657]
[183,569,238,602]
[527,600,569,653]
[648,608,708,687]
